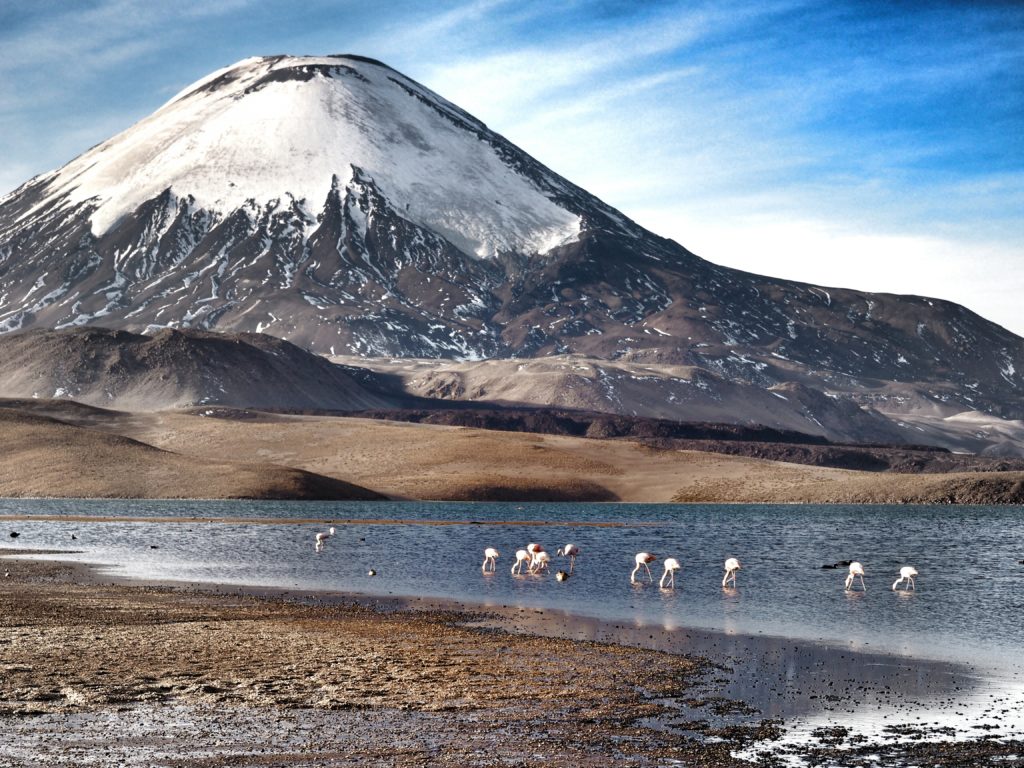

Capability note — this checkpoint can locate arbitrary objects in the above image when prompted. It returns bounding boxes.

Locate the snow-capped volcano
[1,54,1023,442]
[21,55,579,258]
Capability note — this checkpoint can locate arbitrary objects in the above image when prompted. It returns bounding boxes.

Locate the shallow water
[2,499,1023,670]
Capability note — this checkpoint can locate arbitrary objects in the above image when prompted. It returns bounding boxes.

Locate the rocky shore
[0,554,1021,766]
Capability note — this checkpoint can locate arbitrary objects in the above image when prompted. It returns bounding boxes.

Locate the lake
[2,499,1021,670]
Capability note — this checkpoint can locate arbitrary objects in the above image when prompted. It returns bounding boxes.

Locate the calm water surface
[3,499,1022,670]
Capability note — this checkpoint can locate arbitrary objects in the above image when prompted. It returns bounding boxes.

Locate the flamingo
[526,541,544,563]
[723,557,741,588]
[512,549,532,574]
[529,551,551,573]
[631,552,657,584]
[482,547,500,572]
[314,527,336,552]
[844,561,866,591]
[892,566,918,591]
[556,544,580,574]
[660,558,681,588]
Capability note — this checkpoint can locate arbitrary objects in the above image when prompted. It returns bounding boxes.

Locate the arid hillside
[3,399,1022,504]
[0,406,382,500]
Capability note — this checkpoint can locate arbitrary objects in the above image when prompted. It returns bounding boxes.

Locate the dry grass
[0,408,380,500]
[3,400,1023,503]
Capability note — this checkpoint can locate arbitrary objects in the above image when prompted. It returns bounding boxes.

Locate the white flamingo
[557,544,580,574]
[529,551,551,573]
[314,527,335,552]
[723,557,741,588]
[512,549,532,574]
[660,557,681,588]
[482,547,500,572]
[892,566,918,591]
[844,561,866,591]
[631,552,657,584]
[526,541,544,562]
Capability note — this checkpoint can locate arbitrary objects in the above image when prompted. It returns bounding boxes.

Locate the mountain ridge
[0,54,1021,452]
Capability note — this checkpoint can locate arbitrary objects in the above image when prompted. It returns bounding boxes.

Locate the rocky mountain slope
[0,326,402,411]
[0,54,1021,449]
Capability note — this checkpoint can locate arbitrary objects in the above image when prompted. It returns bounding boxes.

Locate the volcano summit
[0,54,1022,452]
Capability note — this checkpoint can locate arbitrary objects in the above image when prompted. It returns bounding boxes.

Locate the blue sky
[1,0,1022,334]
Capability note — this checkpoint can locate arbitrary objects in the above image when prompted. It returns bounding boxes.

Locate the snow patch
[33,55,581,260]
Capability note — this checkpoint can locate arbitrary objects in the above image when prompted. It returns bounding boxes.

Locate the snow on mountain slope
[26,55,580,258]
[1,53,1023,453]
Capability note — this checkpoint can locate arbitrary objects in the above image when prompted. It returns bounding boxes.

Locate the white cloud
[632,207,1024,335]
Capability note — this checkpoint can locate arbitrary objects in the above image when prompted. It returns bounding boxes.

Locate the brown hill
[3,399,1023,504]
[0,327,404,411]
[0,407,382,500]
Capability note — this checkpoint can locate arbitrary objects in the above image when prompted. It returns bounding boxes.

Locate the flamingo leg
[569,555,575,575]
[630,564,640,583]
[859,574,866,591]
[909,576,916,590]
[643,563,653,582]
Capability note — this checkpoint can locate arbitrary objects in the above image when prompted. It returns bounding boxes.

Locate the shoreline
[3,495,1024,506]
[2,551,1023,766]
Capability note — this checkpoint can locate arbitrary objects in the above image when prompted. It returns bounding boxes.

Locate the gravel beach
[1,553,1021,767]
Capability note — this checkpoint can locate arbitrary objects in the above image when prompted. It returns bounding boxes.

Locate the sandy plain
[2,400,1024,502]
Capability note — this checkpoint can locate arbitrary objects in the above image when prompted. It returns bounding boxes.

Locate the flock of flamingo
[485,545,918,592]
[314,529,919,591]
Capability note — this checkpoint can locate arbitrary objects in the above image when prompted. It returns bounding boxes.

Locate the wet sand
[1,552,1022,767]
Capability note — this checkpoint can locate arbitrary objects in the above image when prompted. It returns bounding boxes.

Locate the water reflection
[1,498,1022,672]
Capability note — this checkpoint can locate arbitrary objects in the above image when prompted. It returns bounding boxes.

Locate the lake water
[2,499,1021,670]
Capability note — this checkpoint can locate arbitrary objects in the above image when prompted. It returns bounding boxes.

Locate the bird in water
[526,542,545,567]
[722,557,741,588]
[481,547,499,572]
[892,566,918,591]
[631,552,657,584]
[555,570,569,582]
[367,569,376,577]
[9,531,19,539]
[556,544,580,574]
[845,561,866,591]
[511,549,532,575]
[660,558,680,588]
[529,551,551,574]
[314,527,335,552]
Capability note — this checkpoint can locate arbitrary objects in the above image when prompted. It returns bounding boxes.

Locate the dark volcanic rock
[345,407,1024,474]
[0,326,404,411]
